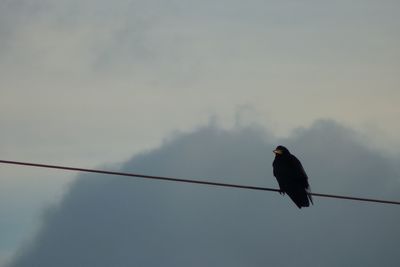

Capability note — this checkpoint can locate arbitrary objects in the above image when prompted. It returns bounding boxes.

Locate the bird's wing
[290,155,313,204]
[289,155,309,188]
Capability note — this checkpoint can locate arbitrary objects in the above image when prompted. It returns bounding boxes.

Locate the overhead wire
[1,159,399,206]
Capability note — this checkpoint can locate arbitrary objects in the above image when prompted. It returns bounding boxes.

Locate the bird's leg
[277,183,285,195]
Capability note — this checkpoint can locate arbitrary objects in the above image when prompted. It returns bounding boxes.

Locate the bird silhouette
[272,145,313,208]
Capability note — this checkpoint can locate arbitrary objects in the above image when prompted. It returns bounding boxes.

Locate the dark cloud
[7,120,400,267]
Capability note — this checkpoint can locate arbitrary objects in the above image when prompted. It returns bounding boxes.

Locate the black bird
[272,145,313,208]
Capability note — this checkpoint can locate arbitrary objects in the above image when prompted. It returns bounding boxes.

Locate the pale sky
[1,0,400,266]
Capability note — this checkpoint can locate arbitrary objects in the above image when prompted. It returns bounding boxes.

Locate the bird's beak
[273,149,283,155]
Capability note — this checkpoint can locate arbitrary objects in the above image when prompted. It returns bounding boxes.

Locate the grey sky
[1,0,400,265]
[6,120,400,267]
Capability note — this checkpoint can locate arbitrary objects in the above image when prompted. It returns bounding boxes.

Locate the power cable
[1,159,399,206]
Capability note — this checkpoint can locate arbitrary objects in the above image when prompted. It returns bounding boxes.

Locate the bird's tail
[287,190,311,209]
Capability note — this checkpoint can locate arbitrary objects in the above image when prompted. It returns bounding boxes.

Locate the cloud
[0,0,182,77]
[2,0,400,158]
[7,120,400,267]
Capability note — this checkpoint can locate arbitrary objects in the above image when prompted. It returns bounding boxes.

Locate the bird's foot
[279,190,285,195]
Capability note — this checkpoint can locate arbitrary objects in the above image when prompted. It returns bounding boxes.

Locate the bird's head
[273,145,290,155]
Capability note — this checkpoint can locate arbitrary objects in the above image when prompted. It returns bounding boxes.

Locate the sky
[0,0,400,266]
